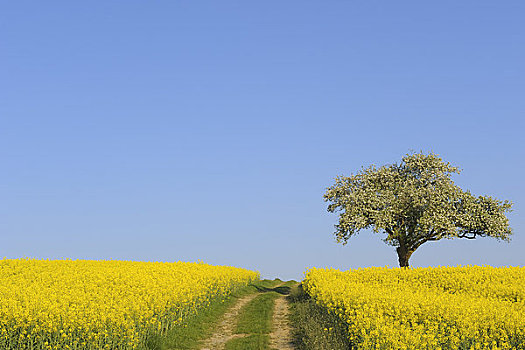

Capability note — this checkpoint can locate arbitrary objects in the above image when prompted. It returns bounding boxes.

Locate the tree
[324,152,513,267]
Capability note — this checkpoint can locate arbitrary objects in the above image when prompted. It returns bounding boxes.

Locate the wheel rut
[269,293,295,350]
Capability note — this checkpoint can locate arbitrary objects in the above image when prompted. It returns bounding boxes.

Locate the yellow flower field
[303,266,525,350]
[0,258,259,350]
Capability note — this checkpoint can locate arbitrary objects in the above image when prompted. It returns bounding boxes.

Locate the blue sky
[1,1,523,280]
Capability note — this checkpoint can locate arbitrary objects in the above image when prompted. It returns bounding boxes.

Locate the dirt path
[199,293,257,350]
[269,292,295,350]
[200,281,296,350]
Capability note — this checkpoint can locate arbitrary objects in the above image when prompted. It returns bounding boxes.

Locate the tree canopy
[324,152,513,267]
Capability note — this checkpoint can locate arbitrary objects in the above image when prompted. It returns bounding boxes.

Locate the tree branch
[409,229,443,251]
[458,232,478,239]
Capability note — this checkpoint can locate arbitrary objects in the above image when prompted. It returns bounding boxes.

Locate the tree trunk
[396,246,413,268]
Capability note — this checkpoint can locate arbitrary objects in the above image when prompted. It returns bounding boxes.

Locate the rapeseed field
[303,266,525,350]
[0,258,259,349]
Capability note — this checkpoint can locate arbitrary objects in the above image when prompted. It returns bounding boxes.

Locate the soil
[269,293,295,350]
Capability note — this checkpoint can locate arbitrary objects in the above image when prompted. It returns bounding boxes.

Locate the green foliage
[224,335,268,350]
[324,152,513,266]
[288,284,350,350]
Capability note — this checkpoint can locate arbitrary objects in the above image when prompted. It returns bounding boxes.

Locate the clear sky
[1,1,524,280]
